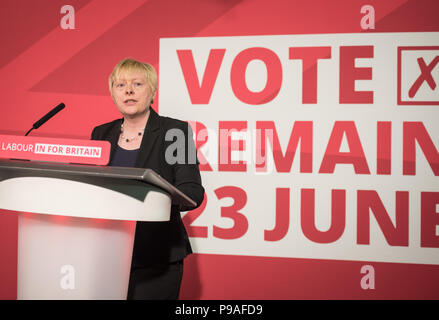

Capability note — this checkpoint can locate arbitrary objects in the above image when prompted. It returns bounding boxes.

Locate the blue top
[109,145,139,167]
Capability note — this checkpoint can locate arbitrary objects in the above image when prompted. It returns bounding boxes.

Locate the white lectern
[0,159,196,300]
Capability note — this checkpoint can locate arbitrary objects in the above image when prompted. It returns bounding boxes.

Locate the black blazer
[91,108,204,267]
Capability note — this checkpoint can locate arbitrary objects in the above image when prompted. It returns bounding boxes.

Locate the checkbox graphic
[398,46,439,105]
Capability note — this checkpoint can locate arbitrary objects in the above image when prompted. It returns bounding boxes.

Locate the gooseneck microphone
[25,103,66,136]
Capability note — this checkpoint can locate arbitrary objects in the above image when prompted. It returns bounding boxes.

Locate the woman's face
[111,70,155,119]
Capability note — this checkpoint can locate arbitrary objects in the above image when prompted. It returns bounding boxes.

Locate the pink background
[1,0,439,299]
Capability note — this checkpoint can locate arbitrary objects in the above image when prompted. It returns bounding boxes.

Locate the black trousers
[127,260,184,300]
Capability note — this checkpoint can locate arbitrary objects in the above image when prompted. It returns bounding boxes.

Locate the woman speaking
[91,58,204,300]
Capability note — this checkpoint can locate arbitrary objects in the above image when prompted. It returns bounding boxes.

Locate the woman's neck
[122,108,150,132]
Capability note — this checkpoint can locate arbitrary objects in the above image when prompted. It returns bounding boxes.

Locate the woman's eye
[135,82,143,86]
[115,83,124,88]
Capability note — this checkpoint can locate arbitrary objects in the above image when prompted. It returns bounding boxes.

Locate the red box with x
[397,46,439,105]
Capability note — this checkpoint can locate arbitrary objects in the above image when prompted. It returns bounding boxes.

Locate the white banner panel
[159,32,439,265]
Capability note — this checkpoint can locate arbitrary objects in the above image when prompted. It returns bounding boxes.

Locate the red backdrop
[1,0,439,299]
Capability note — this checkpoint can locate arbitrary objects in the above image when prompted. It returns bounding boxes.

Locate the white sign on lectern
[0,158,195,300]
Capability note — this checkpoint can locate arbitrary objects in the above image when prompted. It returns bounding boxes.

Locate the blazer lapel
[135,108,160,168]
[108,118,123,162]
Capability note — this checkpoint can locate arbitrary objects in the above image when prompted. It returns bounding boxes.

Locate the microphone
[25,103,66,136]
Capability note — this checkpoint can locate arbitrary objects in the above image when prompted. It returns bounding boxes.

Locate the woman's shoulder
[93,118,122,130]
[157,113,190,131]
[91,118,122,139]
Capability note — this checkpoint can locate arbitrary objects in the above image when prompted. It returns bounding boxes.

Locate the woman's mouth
[124,99,138,106]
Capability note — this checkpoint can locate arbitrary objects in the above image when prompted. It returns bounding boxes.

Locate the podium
[0,159,196,300]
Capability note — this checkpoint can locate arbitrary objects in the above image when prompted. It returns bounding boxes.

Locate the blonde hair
[109,58,157,93]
